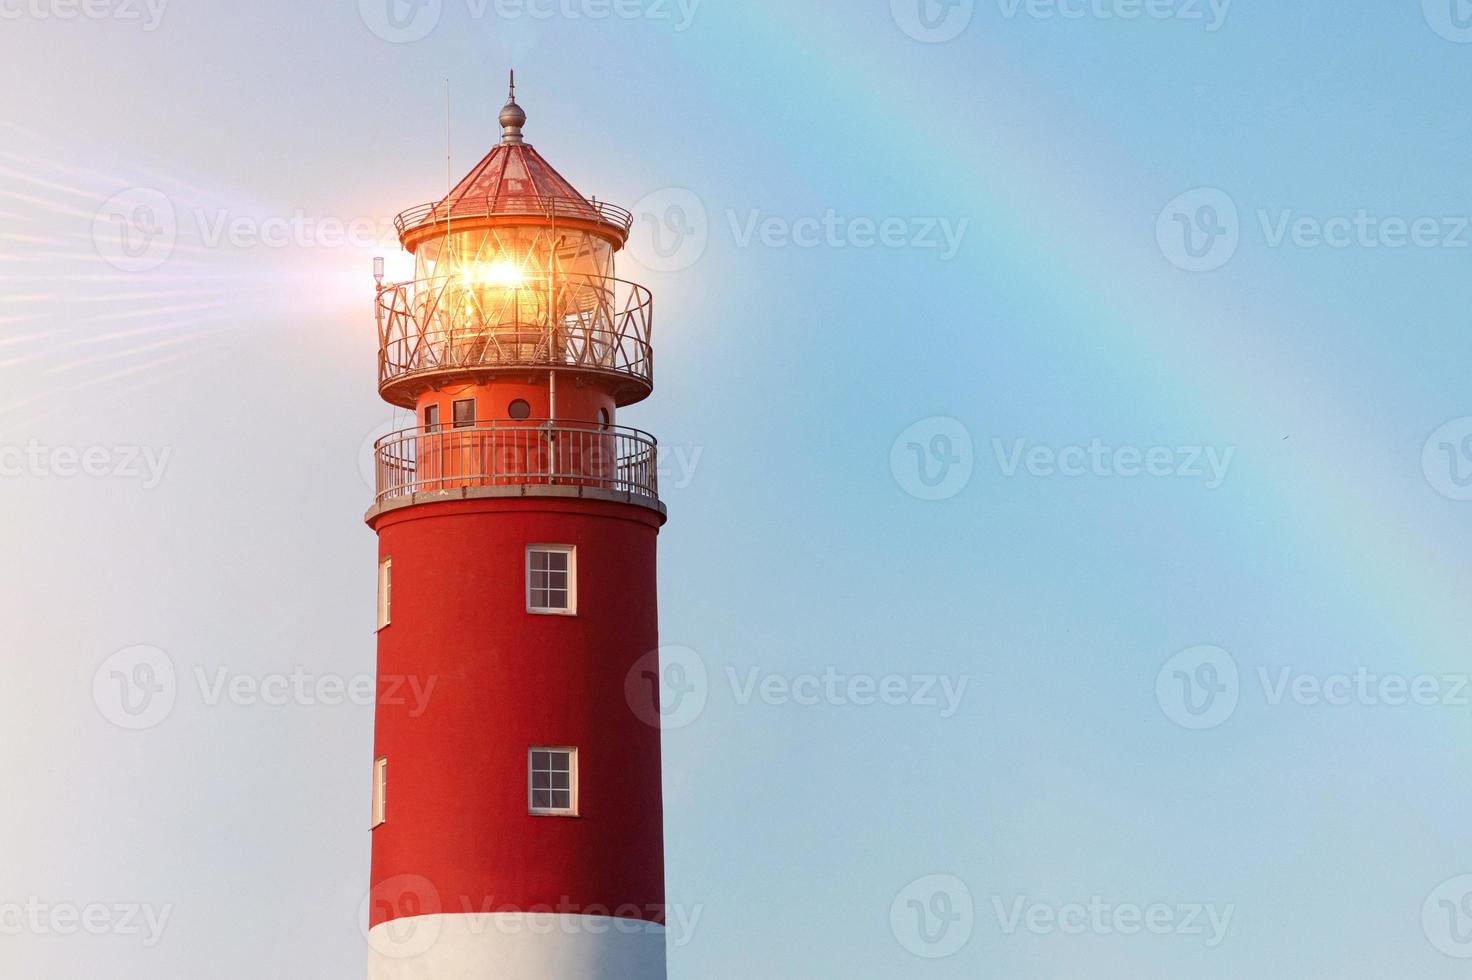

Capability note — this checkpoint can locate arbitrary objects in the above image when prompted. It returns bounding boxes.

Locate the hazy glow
[460,258,530,289]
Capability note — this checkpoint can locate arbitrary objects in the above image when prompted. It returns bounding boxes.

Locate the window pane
[453,399,476,427]
[532,790,552,809]
[528,549,573,614]
[551,752,570,772]
[551,789,570,808]
[551,771,569,790]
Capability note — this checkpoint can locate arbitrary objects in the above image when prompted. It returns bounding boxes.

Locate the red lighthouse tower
[364,76,667,978]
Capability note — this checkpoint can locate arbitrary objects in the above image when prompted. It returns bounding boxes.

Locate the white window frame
[377,557,392,630]
[526,545,576,616]
[371,757,388,829]
[528,747,578,817]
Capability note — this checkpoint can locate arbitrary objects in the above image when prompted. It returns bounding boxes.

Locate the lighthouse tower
[363,76,668,979]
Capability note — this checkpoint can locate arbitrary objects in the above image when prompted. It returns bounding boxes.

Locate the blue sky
[4,1,1472,977]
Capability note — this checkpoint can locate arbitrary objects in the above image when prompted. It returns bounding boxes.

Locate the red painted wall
[415,378,616,429]
[368,496,665,927]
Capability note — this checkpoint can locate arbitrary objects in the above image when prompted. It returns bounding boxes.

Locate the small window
[527,545,575,615]
[424,404,440,432]
[453,399,476,428]
[598,407,611,430]
[372,757,388,829]
[377,557,392,630]
[508,399,532,421]
[529,747,577,816]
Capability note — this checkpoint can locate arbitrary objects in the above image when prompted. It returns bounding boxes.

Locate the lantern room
[370,75,661,514]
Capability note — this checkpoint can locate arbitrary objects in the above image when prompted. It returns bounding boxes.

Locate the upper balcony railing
[372,420,659,508]
[394,195,635,241]
[375,272,654,408]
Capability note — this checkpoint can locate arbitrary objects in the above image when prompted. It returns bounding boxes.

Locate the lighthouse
[363,76,668,979]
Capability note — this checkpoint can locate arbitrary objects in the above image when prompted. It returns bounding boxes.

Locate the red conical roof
[435,140,599,220]
[395,78,631,244]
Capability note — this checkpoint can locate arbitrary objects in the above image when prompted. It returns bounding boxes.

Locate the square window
[453,398,476,429]
[528,747,577,816]
[526,546,576,615]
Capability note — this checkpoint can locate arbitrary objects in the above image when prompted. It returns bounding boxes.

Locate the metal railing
[373,420,659,505]
[394,195,634,239]
[376,273,654,401]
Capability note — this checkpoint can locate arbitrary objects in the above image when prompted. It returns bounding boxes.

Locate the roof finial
[500,69,526,145]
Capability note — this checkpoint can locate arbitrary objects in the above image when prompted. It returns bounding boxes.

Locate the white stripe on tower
[367,913,667,980]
